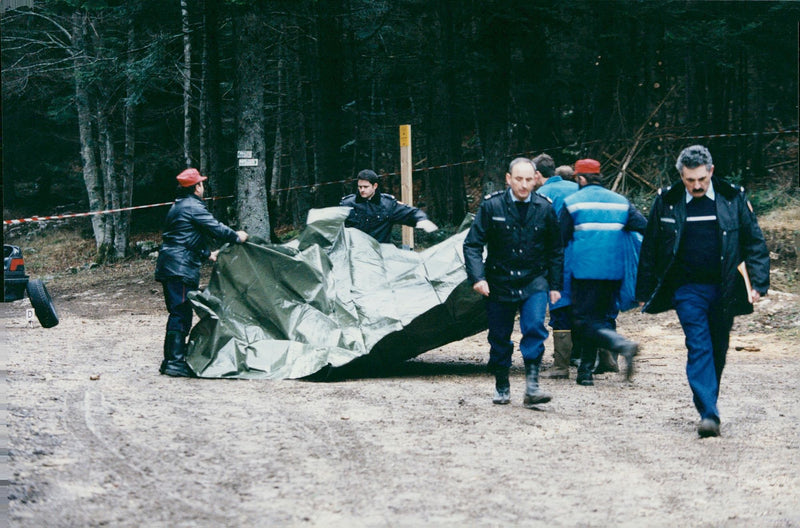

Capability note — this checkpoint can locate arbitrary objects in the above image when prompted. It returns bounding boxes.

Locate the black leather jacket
[154,194,239,286]
[636,178,770,318]
[339,192,429,244]
[463,189,563,302]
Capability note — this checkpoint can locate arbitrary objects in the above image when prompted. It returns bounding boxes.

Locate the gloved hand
[416,219,438,233]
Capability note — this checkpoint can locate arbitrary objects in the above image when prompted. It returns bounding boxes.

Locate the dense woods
[2,0,798,258]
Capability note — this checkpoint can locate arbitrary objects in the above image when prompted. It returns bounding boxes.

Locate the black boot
[576,345,595,385]
[523,360,551,407]
[492,368,511,405]
[596,328,638,380]
[160,331,195,378]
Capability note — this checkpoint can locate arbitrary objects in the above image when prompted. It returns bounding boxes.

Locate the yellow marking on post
[399,124,411,147]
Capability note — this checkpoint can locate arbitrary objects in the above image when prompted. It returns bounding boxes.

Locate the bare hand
[209,250,220,262]
[473,280,490,297]
[751,289,761,303]
[549,290,561,304]
[236,230,249,243]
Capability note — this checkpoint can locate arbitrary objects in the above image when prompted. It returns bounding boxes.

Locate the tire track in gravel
[61,385,233,526]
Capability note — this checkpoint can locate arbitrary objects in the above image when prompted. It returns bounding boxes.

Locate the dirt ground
[4,258,800,527]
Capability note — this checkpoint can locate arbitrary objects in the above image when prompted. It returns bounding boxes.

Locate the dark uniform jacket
[635,178,770,318]
[155,194,240,286]
[463,189,564,302]
[339,192,429,244]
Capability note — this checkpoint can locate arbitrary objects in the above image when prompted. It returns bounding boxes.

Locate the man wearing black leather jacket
[463,157,563,407]
[339,169,438,244]
[155,168,248,377]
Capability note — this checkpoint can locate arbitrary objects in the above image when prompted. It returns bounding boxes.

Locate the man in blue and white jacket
[560,159,647,386]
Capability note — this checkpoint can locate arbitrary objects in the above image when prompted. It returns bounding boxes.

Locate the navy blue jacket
[155,194,240,286]
[339,192,429,244]
[463,189,563,302]
[635,178,770,318]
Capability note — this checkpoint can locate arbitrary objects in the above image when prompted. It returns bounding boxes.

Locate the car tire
[26,279,59,328]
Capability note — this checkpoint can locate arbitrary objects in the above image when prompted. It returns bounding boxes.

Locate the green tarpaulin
[186,207,487,379]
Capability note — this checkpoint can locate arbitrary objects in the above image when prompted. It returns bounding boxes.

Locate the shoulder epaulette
[540,194,553,203]
[382,193,397,200]
[483,190,505,200]
[657,184,672,196]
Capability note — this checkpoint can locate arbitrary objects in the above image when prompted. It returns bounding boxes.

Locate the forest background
[2,0,798,260]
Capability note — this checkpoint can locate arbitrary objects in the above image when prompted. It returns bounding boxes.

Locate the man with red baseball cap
[560,159,647,386]
[154,168,249,377]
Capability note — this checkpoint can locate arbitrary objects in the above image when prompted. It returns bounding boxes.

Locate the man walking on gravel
[636,145,769,438]
[560,159,647,387]
[464,157,563,407]
[154,168,248,377]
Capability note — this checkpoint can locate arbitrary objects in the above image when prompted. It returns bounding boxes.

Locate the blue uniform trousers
[672,284,734,423]
[162,278,197,335]
[486,291,549,370]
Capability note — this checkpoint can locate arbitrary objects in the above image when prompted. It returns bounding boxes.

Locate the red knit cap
[574,159,601,174]
[176,168,208,187]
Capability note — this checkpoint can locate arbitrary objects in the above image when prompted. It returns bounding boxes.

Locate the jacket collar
[355,192,382,204]
[663,177,737,205]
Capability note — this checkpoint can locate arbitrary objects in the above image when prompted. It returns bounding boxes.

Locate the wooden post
[399,124,414,249]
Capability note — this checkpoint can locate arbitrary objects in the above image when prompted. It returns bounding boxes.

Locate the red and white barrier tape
[5,127,796,227]
[3,195,233,226]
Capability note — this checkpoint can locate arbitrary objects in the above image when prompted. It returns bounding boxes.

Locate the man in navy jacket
[636,145,769,438]
[339,169,437,244]
[464,157,563,407]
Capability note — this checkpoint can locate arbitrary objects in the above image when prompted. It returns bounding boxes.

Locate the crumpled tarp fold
[186,207,487,379]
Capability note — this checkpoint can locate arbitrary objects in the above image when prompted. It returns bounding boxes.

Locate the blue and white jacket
[560,183,646,281]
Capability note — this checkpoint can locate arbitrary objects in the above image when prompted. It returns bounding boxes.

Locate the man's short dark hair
[532,153,555,179]
[357,169,380,185]
[176,183,197,197]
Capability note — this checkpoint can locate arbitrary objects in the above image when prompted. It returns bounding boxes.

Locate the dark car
[3,244,59,328]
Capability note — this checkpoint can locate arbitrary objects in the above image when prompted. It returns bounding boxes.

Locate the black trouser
[571,278,620,363]
[162,278,197,335]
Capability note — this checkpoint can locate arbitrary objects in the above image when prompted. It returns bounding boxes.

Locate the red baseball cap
[574,159,601,174]
[176,168,207,187]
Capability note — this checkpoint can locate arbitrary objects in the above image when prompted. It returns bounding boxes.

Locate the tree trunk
[270,27,285,210]
[71,11,105,250]
[118,17,136,260]
[181,0,192,168]
[96,109,117,263]
[234,9,270,240]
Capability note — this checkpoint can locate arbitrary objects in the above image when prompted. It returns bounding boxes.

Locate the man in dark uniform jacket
[339,169,437,244]
[463,157,564,407]
[637,145,769,438]
[155,168,249,377]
